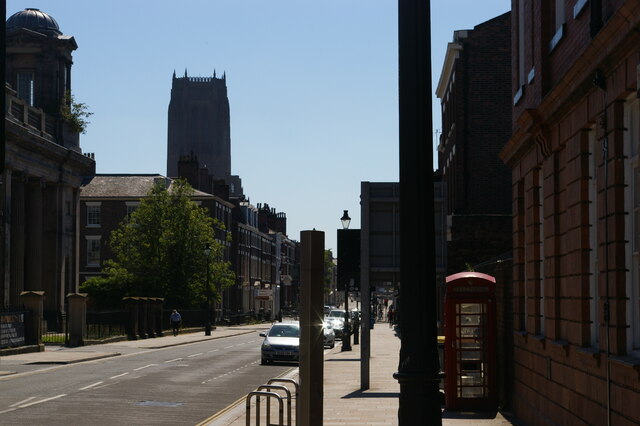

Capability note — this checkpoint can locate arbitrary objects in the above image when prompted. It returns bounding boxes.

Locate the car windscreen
[328,310,345,318]
[268,325,300,337]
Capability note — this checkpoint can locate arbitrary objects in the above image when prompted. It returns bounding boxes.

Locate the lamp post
[204,243,212,336]
[340,210,352,352]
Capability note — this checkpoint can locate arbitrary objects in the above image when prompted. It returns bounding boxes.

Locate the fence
[86,310,127,340]
[42,311,67,344]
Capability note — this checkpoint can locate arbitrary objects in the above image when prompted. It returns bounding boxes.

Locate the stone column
[66,293,87,347]
[25,179,43,293]
[123,297,139,340]
[154,298,165,337]
[20,291,44,349]
[146,298,156,338]
[137,298,148,339]
[9,174,25,307]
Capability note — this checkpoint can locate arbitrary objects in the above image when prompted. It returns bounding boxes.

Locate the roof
[80,174,214,199]
[6,8,62,37]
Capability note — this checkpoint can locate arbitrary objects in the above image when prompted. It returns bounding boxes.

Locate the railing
[86,310,127,340]
[42,311,67,344]
[6,95,54,138]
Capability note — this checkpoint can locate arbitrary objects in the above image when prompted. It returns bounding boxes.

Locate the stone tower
[167,70,231,181]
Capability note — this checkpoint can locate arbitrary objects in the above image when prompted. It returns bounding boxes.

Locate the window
[624,95,640,356]
[17,72,35,106]
[86,202,101,227]
[86,236,101,267]
[549,0,566,52]
[125,202,139,219]
[589,128,600,347]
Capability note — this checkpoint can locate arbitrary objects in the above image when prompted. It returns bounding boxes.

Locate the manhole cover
[136,401,183,407]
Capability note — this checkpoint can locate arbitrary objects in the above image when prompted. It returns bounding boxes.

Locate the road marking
[79,381,104,391]
[10,397,36,407]
[0,407,17,415]
[165,358,183,363]
[134,364,156,371]
[188,353,203,358]
[223,345,233,349]
[19,394,66,408]
[207,349,218,353]
[109,372,129,379]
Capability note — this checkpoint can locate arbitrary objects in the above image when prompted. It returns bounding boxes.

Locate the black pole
[205,256,212,336]
[394,0,442,424]
[342,286,351,351]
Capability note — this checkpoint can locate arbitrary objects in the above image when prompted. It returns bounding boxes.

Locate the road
[0,332,295,425]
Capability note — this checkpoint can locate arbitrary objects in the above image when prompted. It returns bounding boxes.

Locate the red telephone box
[444,272,497,411]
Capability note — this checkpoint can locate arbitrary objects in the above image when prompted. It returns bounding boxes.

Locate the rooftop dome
[6,8,62,37]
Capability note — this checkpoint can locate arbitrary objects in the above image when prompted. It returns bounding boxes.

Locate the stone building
[166,71,243,197]
[501,1,640,423]
[2,8,95,313]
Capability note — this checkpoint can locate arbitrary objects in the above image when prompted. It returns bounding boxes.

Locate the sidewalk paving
[204,322,520,426]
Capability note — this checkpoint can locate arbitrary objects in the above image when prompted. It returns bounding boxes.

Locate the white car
[325,309,347,338]
[323,322,336,348]
[260,322,300,365]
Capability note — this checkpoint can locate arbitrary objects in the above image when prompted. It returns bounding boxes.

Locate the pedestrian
[170,309,182,336]
[387,306,394,327]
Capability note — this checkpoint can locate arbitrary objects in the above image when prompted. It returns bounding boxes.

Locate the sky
[7,0,510,253]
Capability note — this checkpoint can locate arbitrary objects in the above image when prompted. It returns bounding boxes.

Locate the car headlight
[262,343,272,350]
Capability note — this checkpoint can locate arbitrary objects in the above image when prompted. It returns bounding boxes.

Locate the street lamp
[340,210,352,352]
[204,243,212,336]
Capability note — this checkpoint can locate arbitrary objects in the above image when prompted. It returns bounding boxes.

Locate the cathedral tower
[167,70,231,181]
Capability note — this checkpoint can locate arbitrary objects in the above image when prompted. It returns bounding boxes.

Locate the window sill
[577,346,601,368]
[86,224,101,228]
[531,334,546,351]
[610,355,640,381]
[549,24,565,53]
[548,339,569,358]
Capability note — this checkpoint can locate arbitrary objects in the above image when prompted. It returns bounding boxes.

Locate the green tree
[60,90,93,134]
[324,249,335,294]
[81,179,234,308]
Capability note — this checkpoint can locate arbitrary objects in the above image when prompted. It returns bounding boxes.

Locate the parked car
[260,322,300,365]
[324,305,333,316]
[323,322,336,348]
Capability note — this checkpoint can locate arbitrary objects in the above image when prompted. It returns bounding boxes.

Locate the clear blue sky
[7,0,510,253]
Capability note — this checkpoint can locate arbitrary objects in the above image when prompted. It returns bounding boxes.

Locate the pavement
[0,321,522,425]
[201,322,521,426]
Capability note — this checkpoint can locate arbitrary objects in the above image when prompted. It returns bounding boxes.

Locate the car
[323,322,336,348]
[260,322,300,365]
[325,309,347,338]
[324,305,333,316]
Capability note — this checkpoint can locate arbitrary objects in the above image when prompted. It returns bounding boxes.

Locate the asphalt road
[0,333,295,425]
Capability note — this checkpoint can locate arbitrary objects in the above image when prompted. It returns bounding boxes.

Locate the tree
[81,179,234,308]
[324,249,335,294]
[60,91,93,134]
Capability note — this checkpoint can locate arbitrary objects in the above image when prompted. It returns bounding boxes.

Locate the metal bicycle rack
[246,377,299,426]
[267,378,299,426]
[257,385,291,426]
[246,391,283,426]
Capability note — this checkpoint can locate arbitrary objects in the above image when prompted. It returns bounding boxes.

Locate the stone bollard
[20,291,45,349]
[146,297,156,338]
[122,297,140,340]
[153,298,165,337]
[66,293,88,347]
[137,298,148,339]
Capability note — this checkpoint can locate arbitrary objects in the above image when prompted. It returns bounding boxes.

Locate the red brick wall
[503,1,640,424]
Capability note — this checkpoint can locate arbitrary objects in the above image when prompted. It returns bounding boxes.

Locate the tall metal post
[205,255,212,336]
[342,284,351,351]
[394,0,442,424]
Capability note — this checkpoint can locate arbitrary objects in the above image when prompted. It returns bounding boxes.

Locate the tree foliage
[81,179,235,308]
[60,90,93,134]
[324,249,335,293]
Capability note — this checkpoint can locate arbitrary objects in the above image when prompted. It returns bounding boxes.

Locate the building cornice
[436,42,463,99]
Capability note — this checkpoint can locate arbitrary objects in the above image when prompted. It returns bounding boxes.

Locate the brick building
[500,1,640,424]
[435,12,513,276]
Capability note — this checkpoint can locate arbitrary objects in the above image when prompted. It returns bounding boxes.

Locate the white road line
[79,381,104,391]
[207,349,218,353]
[0,407,17,415]
[10,397,36,407]
[134,364,156,371]
[19,394,66,408]
[109,372,129,379]
[188,353,203,358]
[223,345,233,349]
[165,358,183,363]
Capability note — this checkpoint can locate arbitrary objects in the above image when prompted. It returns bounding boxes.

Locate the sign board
[255,289,272,300]
[0,313,25,348]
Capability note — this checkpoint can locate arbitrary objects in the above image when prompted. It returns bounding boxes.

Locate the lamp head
[340,210,351,230]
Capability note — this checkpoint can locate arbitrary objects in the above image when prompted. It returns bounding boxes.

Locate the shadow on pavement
[341,390,400,399]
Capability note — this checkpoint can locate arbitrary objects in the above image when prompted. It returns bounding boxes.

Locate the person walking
[387,306,394,327]
[170,309,182,336]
